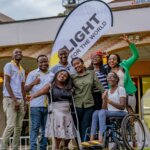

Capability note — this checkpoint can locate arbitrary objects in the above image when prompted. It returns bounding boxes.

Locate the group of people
[1,35,139,150]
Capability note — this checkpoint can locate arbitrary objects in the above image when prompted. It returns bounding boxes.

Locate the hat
[91,50,103,58]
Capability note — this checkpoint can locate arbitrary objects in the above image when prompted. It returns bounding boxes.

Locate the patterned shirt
[95,71,108,90]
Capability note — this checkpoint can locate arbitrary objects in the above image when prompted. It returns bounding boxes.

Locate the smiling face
[107,72,119,86]
[72,58,84,73]
[91,55,102,65]
[12,48,23,61]
[56,70,69,83]
[108,54,119,68]
[58,48,69,64]
[38,56,49,72]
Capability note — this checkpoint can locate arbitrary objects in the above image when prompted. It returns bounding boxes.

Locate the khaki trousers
[1,97,25,150]
[128,94,136,112]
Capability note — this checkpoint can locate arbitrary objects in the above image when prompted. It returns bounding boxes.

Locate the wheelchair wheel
[121,114,145,150]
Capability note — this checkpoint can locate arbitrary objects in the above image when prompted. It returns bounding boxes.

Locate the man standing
[25,55,54,150]
[1,48,26,150]
[51,47,75,75]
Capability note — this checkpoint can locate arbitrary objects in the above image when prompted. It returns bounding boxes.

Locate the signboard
[50,0,113,66]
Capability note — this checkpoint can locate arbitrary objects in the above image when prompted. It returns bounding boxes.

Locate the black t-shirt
[49,86,72,103]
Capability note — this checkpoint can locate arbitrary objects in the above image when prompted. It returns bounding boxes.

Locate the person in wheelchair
[90,72,127,145]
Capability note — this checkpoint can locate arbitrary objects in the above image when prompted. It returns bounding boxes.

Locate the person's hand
[102,90,108,101]
[25,95,31,102]
[120,34,131,44]
[29,95,34,101]
[33,76,40,85]
[102,51,109,57]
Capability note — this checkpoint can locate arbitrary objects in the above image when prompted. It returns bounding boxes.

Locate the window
[141,77,150,129]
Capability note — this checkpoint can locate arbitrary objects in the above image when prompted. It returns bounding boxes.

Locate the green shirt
[120,43,139,94]
[72,70,104,108]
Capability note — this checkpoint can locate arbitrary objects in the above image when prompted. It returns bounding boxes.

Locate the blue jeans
[30,107,48,150]
[91,109,127,136]
[91,110,99,135]
[76,107,94,142]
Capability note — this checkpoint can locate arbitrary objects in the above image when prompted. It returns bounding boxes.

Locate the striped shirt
[95,71,108,90]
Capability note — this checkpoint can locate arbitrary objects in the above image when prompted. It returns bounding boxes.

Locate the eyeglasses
[107,76,116,81]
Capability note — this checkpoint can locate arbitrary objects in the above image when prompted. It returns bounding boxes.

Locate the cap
[91,50,103,58]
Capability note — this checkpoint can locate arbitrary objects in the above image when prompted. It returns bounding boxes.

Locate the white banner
[50,0,113,66]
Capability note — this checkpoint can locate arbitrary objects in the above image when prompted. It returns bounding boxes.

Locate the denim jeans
[76,106,94,142]
[30,107,48,150]
[91,110,99,135]
[91,109,127,136]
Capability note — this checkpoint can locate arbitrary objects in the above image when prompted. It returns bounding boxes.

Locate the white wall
[108,7,150,35]
[0,17,64,46]
[0,7,150,47]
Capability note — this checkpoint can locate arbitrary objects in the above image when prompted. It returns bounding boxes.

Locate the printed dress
[45,86,76,139]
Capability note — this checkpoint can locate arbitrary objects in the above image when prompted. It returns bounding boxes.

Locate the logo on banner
[50,0,113,66]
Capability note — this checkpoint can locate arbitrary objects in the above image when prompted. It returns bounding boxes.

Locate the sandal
[81,141,91,147]
[89,140,103,145]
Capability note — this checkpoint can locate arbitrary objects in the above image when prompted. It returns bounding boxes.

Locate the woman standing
[71,57,104,142]
[30,70,76,150]
[87,52,109,144]
[108,35,139,112]
[89,51,109,110]
[89,51,108,90]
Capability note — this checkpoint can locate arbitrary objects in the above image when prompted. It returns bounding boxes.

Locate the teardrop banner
[50,0,113,67]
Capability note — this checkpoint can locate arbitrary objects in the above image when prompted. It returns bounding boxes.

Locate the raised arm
[120,35,139,69]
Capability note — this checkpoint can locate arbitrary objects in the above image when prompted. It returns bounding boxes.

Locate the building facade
[0,0,150,137]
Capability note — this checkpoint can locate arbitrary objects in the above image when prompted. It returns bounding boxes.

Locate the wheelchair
[83,113,145,150]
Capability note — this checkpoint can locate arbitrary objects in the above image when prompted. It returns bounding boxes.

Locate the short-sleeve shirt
[25,68,54,107]
[3,62,25,99]
[51,86,72,102]
[51,63,76,75]
[107,86,126,111]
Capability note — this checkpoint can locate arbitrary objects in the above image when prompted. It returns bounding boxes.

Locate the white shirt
[3,62,25,99]
[25,68,54,107]
[107,86,126,111]
[117,69,125,87]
